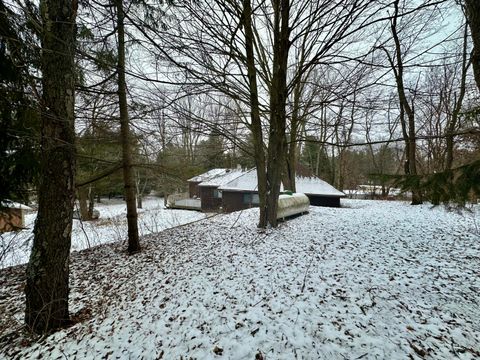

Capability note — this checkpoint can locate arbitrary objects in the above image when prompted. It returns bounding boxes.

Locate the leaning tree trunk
[25,0,77,333]
[242,0,267,227]
[116,0,140,253]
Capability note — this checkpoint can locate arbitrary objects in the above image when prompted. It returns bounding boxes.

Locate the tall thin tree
[25,0,77,332]
[115,0,140,253]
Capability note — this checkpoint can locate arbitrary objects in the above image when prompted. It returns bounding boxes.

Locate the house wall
[200,186,222,212]
[222,191,258,213]
[306,195,341,207]
[0,208,24,232]
[222,192,341,212]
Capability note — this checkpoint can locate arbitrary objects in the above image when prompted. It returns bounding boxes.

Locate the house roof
[218,169,259,191]
[295,176,345,197]
[218,168,345,197]
[198,168,247,187]
[0,200,33,211]
[187,168,229,183]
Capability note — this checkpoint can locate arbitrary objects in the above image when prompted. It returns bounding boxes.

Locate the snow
[187,168,228,183]
[0,201,33,211]
[219,168,259,191]
[199,169,246,187]
[0,200,479,359]
[295,176,345,197]
[219,169,345,197]
[0,197,206,269]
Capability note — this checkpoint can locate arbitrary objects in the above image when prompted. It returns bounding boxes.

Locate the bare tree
[380,0,425,204]
[115,0,140,252]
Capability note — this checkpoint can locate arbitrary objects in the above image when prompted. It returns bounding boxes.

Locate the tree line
[0,0,479,333]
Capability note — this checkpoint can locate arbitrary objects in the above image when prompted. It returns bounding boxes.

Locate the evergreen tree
[0,1,40,203]
[25,0,78,332]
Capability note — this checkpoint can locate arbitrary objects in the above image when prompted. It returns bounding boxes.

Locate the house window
[243,193,259,205]
[213,189,222,199]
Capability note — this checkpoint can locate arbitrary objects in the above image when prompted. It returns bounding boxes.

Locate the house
[174,165,344,213]
[295,175,345,207]
[217,169,260,212]
[187,168,228,198]
[0,201,32,232]
[197,168,245,212]
[217,168,345,213]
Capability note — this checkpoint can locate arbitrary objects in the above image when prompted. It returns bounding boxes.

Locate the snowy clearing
[0,200,479,359]
[0,197,206,269]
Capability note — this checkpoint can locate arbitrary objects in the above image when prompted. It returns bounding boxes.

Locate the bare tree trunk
[78,187,90,220]
[135,170,143,209]
[265,0,290,227]
[88,185,95,219]
[389,0,422,205]
[25,0,77,333]
[465,0,480,92]
[116,0,140,253]
[283,81,302,193]
[446,23,469,170]
[242,0,267,227]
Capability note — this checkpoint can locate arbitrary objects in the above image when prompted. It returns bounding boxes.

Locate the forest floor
[0,200,479,359]
[0,197,206,269]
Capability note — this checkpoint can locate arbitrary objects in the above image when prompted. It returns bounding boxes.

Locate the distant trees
[24,0,77,332]
[0,0,476,332]
[380,0,424,204]
[131,0,391,226]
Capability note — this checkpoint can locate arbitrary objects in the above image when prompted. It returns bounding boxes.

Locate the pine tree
[25,0,77,333]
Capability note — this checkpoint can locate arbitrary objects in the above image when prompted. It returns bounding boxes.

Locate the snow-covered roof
[187,168,228,183]
[198,168,247,187]
[218,168,259,191]
[218,169,345,197]
[295,176,345,197]
[0,200,33,211]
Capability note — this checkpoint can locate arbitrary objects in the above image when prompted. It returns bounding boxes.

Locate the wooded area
[0,0,479,333]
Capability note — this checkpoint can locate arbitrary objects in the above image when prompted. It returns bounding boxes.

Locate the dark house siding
[222,191,341,212]
[189,181,201,198]
[222,191,259,213]
[200,186,222,212]
[306,194,341,207]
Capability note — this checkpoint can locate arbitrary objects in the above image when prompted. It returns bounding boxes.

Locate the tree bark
[266,0,290,227]
[116,0,140,253]
[465,0,480,92]
[78,187,90,221]
[88,185,95,219]
[25,0,77,333]
[242,0,267,228]
[283,80,303,193]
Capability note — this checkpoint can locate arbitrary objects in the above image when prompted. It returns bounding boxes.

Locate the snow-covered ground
[0,200,479,359]
[0,197,206,269]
